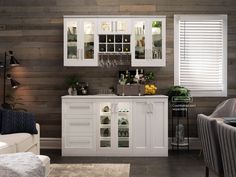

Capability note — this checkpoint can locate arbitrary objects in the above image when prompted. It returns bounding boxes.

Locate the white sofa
[0,123,40,155]
[0,123,50,177]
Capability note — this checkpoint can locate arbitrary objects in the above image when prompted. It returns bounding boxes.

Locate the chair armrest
[35,123,40,154]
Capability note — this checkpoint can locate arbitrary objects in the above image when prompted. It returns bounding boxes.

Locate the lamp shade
[9,51,19,66]
[9,56,19,66]
[0,61,4,68]
[10,78,20,88]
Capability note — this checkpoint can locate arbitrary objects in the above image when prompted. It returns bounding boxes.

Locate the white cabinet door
[131,17,166,67]
[64,18,98,66]
[98,18,131,34]
[149,100,168,155]
[132,100,150,154]
[132,99,168,156]
[64,18,81,65]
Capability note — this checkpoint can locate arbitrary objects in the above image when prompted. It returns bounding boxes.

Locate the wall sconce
[1,51,20,109]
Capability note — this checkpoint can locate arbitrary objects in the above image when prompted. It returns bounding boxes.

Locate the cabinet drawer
[65,119,94,134]
[65,136,93,148]
[63,102,94,114]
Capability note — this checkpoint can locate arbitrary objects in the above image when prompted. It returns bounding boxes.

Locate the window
[174,15,227,97]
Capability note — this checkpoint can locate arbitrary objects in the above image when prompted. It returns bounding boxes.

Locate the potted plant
[144,72,157,95]
[65,75,79,95]
[166,86,191,104]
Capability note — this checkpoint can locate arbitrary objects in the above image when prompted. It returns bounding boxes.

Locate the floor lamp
[0,51,20,109]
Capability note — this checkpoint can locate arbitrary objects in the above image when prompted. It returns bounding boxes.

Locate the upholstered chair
[217,123,236,177]
[210,98,236,118]
[197,114,224,177]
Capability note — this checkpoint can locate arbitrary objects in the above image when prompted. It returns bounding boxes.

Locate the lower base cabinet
[62,95,168,156]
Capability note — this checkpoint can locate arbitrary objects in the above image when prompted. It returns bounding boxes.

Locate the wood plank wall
[0,0,236,138]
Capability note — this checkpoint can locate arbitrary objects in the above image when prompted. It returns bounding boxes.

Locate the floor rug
[48,163,130,177]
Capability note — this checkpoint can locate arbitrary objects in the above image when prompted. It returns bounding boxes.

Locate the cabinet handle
[115,21,117,32]
[149,103,154,113]
[149,49,152,59]
[70,122,90,126]
[146,102,150,114]
[77,49,80,59]
[113,103,118,113]
[81,49,83,60]
[111,21,114,32]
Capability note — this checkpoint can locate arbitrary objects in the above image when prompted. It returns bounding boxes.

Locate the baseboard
[40,138,61,149]
[40,137,201,150]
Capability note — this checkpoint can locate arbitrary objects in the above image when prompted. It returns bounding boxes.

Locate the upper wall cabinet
[131,18,166,67]
[64,18,98,66]
[64,16,166,67]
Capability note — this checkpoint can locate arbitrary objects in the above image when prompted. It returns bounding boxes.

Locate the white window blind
[174,15,227,97]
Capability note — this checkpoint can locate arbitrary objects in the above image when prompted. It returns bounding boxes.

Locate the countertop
[62,94,168,99]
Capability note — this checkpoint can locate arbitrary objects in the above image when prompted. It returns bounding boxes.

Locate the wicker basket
[117,84,145,96]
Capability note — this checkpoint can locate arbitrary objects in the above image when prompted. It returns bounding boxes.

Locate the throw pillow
[1,109,38,134]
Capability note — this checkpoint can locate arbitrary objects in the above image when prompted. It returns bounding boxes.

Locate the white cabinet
[62,100,96,156]
[62,95,168,156]
[64,18,98,66]
[64,16,166,67]
[132,99,168,156]
[131,17,166,67]
[98,18,131,34]
[97,101,132,155]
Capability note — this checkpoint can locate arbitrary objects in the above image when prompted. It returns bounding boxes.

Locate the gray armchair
[197,114,224,177]
[210,98,236,118]
[217,123,236,177]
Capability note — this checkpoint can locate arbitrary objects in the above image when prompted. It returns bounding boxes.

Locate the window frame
[174,14,228,97]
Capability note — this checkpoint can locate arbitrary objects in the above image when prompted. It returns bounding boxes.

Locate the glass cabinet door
[65,21,78,59]
[134,21,147,60]
[117,102,131,149]
[132,17,166,67]
[83,21,95,60]
[151,20,162,59]
[99,103,112,148]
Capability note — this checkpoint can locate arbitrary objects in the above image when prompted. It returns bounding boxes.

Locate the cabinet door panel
[63,102,94,114]
[65,118,94,134]
[150,100,168,154]
[132,101,150,153]
[65,136,93,148]
[151,102,164,148]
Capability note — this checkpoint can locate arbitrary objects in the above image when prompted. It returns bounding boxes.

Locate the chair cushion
[1,109,38,134]
[0,132,37,153]
[37,155,51,177]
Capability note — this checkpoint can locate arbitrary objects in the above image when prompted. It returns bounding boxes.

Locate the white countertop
[62,94,168,99]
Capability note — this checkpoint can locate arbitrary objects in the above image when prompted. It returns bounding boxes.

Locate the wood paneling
[0,0,235,138]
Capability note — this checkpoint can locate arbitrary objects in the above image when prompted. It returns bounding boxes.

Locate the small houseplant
[65,75,79,95]
[167,86,191,104]
[144,72,157,95]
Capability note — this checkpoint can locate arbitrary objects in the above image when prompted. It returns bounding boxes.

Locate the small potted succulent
[65,75,79,96]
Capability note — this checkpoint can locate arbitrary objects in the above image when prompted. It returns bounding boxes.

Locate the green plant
[65,75,79,88]
[152,21,161,28]
[144,72,155,83]
[167,86,191,103]
[5,94,27,112]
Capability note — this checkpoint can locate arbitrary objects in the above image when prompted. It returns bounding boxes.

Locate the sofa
[0,123,50,177]
[0,123,40,155]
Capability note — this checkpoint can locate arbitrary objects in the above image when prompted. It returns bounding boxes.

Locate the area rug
[48,163,130,177]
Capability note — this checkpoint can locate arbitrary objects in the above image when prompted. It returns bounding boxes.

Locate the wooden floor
[41,150,217,177]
